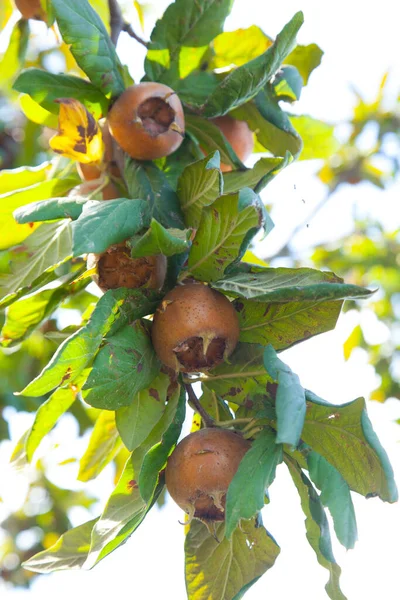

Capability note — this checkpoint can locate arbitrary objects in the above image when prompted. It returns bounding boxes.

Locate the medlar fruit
[212,115,254,172]
[165,428,251,524]
[151,281,240,373]
[15,0,45,20]
[107,82,185,160]
[87,243,167,293]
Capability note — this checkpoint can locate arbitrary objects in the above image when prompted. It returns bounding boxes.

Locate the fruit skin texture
[87,244,167,293]
[15,0,45,19]
[212,115,254,172]
[151,282,240,373]
[165,428,251,523]
[107,82,185,160]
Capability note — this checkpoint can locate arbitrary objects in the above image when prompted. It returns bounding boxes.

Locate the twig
[122,23,148,48]
[108,0,124,45]
[185,383,215,428]
[108,0,148,47]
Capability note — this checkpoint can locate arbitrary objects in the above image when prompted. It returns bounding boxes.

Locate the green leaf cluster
[0,2,396,600]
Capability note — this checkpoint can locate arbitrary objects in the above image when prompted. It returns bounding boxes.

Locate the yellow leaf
[343,324,362,361]
[242,250,268,267]
[49,99,104,164]
[19,94,58,129]
[134,1,145,31]
[211,26,273,70]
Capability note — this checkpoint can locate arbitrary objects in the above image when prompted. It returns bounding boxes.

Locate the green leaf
[115,373,173,452]
[200,343,273,405]
[212,267,374,302]
[130,218,192,258]
[361,409,398,502]
[225,430,282,538]
[233,89,302,158]
[22,518,98,573]
[0,19,29,87]
[138,384,186,502]
[0,175,78,250]
[186,189,263,282]
[303,392,398,502]
[71,198,150,256]
[145,0,233,82]
[209,25,273,69]
[197,12,304,117]
[19,289,132,397]
[175,71,219,105]
[124,158,185,229]
[235,297,343,351]
[285,43,323,85]
[1,284,71,347]
[185,518,280,600]
[0,221,72,299]
[25,388,77,462]
[273,65,303,102]
[285,455,347,600]
[14,197,86,224]
[177,151,223,228]
[263,345,305,447]
[84,444,163,569]
[306,450,358,550]
[185,115,244,170]
[51,0,124,97]
[82,321,160,410]
[222,155,289,195]
[0,268,61,311]
[78,410,121,482]
[13,69,108,119]
[290,115,340,161]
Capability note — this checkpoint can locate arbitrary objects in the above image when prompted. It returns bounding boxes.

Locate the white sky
[2,1,400,599]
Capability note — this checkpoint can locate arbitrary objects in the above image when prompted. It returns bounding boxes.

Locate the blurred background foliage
[0,0,399,588]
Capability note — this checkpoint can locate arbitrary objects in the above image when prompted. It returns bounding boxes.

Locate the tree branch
[108,0,148,47]
[185,384,215,428]
[122,22,148,48]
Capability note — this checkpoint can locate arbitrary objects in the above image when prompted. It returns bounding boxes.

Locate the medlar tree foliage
[0,1,398,599]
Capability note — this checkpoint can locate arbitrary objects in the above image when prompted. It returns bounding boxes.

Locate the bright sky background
[1,1,400,599]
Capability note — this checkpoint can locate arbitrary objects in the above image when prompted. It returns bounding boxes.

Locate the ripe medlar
[151,282,240,373]
[107,82,185,160]
[87,243,167,293]
[15,0,45,19]
[212,115,254,172]
[165,428,251,524]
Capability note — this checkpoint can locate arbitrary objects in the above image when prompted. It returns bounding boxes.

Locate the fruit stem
[185,383,215,428]
[215,418,254,428]
[243,426,264,440]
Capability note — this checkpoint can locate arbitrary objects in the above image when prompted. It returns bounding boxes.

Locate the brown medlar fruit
[15,0,45,20]
[87,243,167,292]
[151,281,240,373]
[165,428,251,524]
[212,115,254,172]
[107,83,185,160]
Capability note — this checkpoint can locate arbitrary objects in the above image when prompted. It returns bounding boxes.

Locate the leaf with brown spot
[49,99,103,164]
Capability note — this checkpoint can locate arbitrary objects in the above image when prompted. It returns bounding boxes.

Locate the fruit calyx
[135,95,183,138]
[87,243,167,292]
